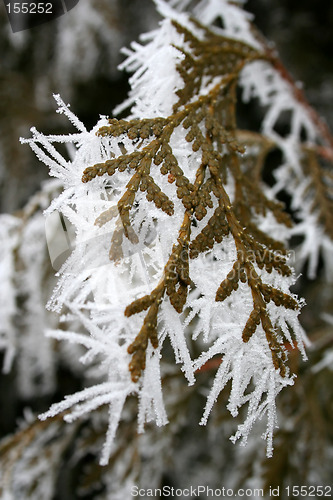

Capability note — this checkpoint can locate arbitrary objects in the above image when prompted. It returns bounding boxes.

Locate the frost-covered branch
[15,0,333,465]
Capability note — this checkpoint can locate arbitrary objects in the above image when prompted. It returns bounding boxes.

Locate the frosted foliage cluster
[0,182,84,396]
[240,62,333,278]
[168,0,257,46]
[173,0,333,278]
[114,15,186,118]
[0,420,72,500]
[168,0,333,278]
[16,213,57,397]
[0,215,20,373]
[20,0,320,465]
[0,216,54,397]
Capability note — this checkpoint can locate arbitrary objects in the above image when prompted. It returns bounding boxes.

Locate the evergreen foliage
[0,1,332,497]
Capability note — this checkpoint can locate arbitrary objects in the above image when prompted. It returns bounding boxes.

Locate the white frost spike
[53,94,87,133]
[200,353,233,424]
[137,345,168,433]
[100,392,130,466]
[230,370,293,458]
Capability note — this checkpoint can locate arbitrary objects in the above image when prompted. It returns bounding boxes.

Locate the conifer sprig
[82,20,300,381]
[17,0,333,468]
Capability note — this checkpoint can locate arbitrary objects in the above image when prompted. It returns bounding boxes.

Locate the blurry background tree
[0,1,332,499]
